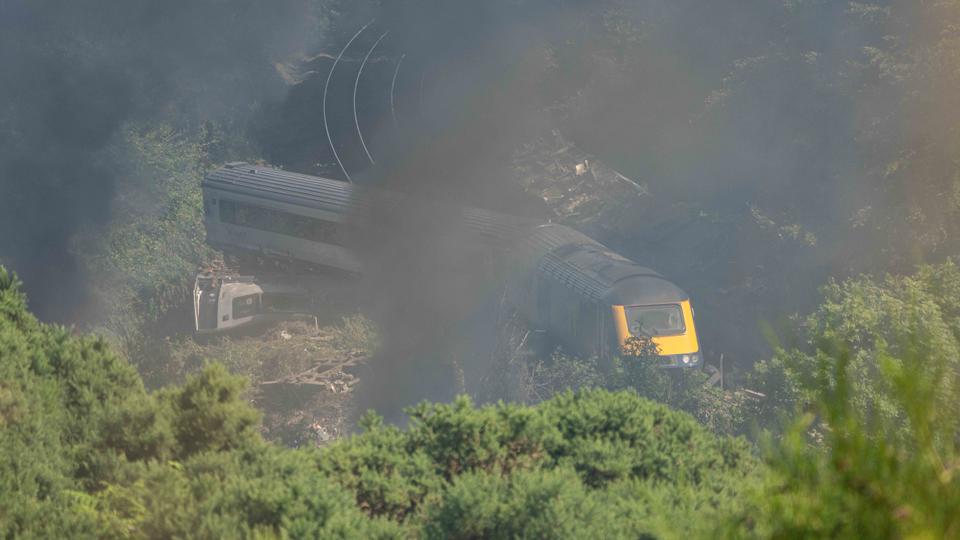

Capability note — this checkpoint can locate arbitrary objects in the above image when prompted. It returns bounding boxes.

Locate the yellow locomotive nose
[612,300,700,366]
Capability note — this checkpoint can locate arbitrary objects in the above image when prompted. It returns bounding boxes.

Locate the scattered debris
[260,350,365,388]
[513,130,651,226]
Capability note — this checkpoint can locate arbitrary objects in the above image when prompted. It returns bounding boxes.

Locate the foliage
[321,390,757,537]
[526,349,607,398]
[751,259,960,440]
[0,266,140,536]
[525,347,754,437]
[71,121,267,388]
[621,334,659,358]
[731,260,960,537]
[851,0,960,260]
[0,269,342,537]
[330,314,380,354]
[8,255,960,538]
[422,468,622,539]
[0,0,322,325]
[74,124,218,364]
[732,345,960,538]
[86,447,402,539]
[146,322,325,387]
[0,266,758,537]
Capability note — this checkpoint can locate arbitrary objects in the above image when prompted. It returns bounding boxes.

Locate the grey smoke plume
[334,2,556,418]
[5,0,946,411]
[289,0,946,412]
[0,0,319,322]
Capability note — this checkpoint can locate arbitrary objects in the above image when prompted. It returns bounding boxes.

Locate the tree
[752,260,960,442]
[735,260,960,537]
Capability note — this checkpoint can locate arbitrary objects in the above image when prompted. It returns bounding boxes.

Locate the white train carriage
[202,163,363,274]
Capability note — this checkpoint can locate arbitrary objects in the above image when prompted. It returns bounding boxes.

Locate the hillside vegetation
[4,1,960,537]
[3,261,960,537]
[1,267,757,537]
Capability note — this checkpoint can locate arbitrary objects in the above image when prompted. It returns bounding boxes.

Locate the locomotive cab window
[625,304,684,336]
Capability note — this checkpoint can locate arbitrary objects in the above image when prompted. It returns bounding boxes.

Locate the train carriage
[509,224,700,367]
[197,163,701,367]
[202,163,362,273]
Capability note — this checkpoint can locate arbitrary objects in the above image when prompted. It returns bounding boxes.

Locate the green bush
[732,345,960,538]
[89,447,403,539]
[77,125,216,344]
[423,468,620,539]
[330,314,380,354]
[0,266,759,538]
[320,390,758,537]
[0,266,303,537]
[526,348,754,437]
[0,266,145,535]
[734,261,960,537]
[11,258,959,538]
[751,260,960,441]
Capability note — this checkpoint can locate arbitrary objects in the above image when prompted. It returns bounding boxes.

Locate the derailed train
[196,163,701,367]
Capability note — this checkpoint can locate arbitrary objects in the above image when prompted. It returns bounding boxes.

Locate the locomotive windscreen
[625,304,685,336]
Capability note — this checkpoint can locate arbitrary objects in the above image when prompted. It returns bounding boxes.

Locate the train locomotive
[196,163,701,367]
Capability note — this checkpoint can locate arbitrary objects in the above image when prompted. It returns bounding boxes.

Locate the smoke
[341,3,556,419]
[251,1,878,415]
[0,0,320,322]
[565,1,960,369]
[253,3,560,420]
[5,0,947,411]
[301,0,957,412]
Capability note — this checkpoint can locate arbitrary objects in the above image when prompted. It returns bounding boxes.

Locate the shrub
[526,348,754,436]
[734,261,960,537]
[0,266,759,537]
[320,390,758,536]
[733,346,960,538]
[423,468,621,539]
[751,260,960,440]
[91,447,404,539]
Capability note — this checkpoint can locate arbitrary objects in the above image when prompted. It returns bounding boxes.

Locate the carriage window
[232,294,260,319]
[262,293,308,313]
[624,304,684,336]
[218,200,342,245]
[220,199,236,222]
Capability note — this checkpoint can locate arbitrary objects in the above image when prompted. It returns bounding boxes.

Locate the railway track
[318,22,425,182]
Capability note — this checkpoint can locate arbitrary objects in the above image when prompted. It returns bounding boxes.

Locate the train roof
[521,224,689,305]
[204,163,358,215]
[204,163,538,242]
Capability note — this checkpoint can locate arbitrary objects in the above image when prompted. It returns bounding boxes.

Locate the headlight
[666,353,700,368]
